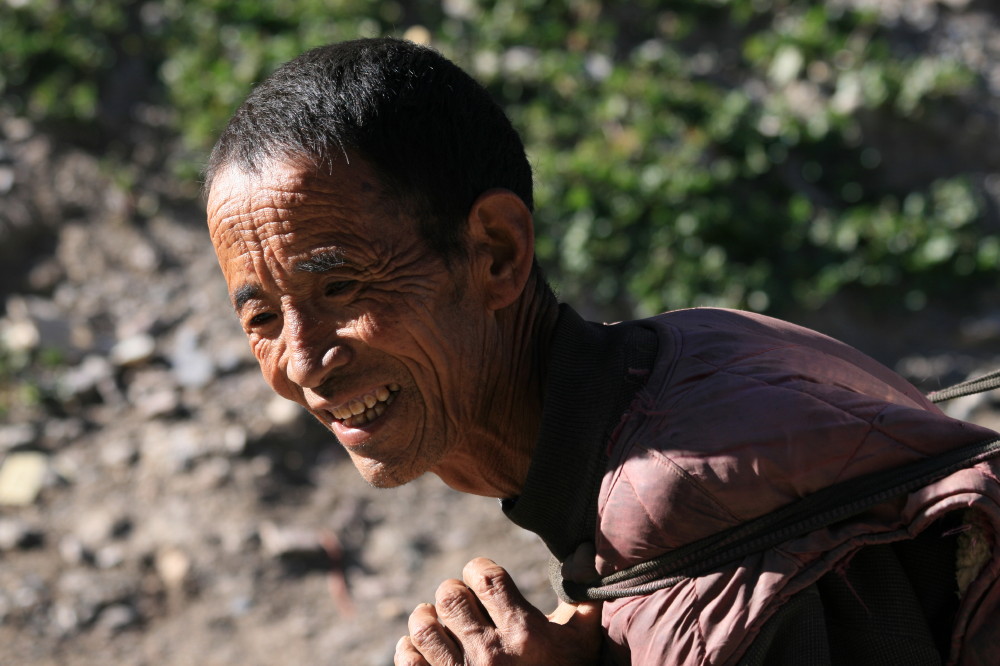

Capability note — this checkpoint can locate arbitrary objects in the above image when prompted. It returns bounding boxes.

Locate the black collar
[502,304,657,559]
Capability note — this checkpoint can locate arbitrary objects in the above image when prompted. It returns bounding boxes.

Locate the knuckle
[435,586,471,617]
[507,623,530,644]
[407,622,439,649]
[471,565,510,596]
[408,627,459,666]
[499,620,534,650]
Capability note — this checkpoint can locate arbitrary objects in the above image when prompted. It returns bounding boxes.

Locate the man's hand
[394,557,603,666]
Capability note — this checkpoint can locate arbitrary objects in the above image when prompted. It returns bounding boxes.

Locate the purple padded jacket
[505,305,1000,665]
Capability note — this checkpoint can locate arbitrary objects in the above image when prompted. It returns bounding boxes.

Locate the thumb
[548,600,603,655]
[547,600,602,626]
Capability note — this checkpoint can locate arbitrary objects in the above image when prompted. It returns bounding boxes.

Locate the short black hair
[205,37,534,261]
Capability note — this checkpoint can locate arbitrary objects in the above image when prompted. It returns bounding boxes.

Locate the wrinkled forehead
[206,158,383,248]
[205,158,427,301]
[209,161,317,231]
[206,167,293,280]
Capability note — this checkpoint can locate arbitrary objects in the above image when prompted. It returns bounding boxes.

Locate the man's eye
[248,312,277,327]
[325,280,354,296]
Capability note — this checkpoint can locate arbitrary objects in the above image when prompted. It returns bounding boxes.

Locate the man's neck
[431,274,560,498]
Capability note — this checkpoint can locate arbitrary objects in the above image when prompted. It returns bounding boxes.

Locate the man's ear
[466,189,536,311]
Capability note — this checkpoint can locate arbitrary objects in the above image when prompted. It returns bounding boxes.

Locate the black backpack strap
[557,436,1000,602]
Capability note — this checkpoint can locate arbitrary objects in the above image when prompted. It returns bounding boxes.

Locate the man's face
[206,158,490,488]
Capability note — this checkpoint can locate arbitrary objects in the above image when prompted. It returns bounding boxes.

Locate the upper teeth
[332,384,399,421]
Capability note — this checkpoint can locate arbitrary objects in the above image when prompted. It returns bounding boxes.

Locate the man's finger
[434,576,495,632]
[406,602,463,666]
[461,557,536,630]
[394,636,431,666]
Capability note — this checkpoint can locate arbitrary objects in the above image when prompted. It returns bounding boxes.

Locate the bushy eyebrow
[232,283,260,313]
[294,250,346,274]
[230,251,347,313]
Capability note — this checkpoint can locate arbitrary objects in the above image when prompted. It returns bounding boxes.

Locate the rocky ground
[3,3,1000,664]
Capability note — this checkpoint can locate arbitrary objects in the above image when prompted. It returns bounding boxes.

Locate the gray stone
[51,602,81,635]
[74,508,130,549]
[0,517,42,551]
[2,296,74,355]
[59,354,115,401]
[95,544,127,569]
[258,521,323,558]
[169,326,214,388]
[99,435,139,469]
[57,535,88,566]
[0,423,36,452]
[143,419,238,473]
[110,333,156,367]
[191,456,231,490]
[126,369,180,418]
[41,419,85,449]
[96,603,140,634]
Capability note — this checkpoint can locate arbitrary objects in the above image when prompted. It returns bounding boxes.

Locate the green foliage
[0,0,126,122]
[1,0,994,318]
[155,0,413,154]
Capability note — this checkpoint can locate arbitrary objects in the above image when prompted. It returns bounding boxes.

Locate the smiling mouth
[330,383,400,427]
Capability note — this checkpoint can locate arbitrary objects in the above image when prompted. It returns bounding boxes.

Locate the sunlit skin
[206,156,554,498]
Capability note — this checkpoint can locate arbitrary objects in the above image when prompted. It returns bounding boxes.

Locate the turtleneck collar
[502,304,657,560]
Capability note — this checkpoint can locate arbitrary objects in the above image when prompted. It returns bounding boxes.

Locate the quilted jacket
[505,305,1000,665]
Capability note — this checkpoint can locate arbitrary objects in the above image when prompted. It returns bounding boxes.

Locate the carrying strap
[556,435,1000,602]
[555,370,1000,602]
[927,368,1000,404]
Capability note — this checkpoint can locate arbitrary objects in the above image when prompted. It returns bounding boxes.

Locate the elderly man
[205,37,1000,665]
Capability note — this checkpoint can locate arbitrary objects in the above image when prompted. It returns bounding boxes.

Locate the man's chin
[349,455,423,489]
[364,473,414,489]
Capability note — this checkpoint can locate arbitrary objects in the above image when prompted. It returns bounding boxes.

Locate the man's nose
[281,313,349,389]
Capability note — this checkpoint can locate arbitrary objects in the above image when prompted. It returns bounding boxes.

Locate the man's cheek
[252,346,300,403]
[269,376,307,405]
